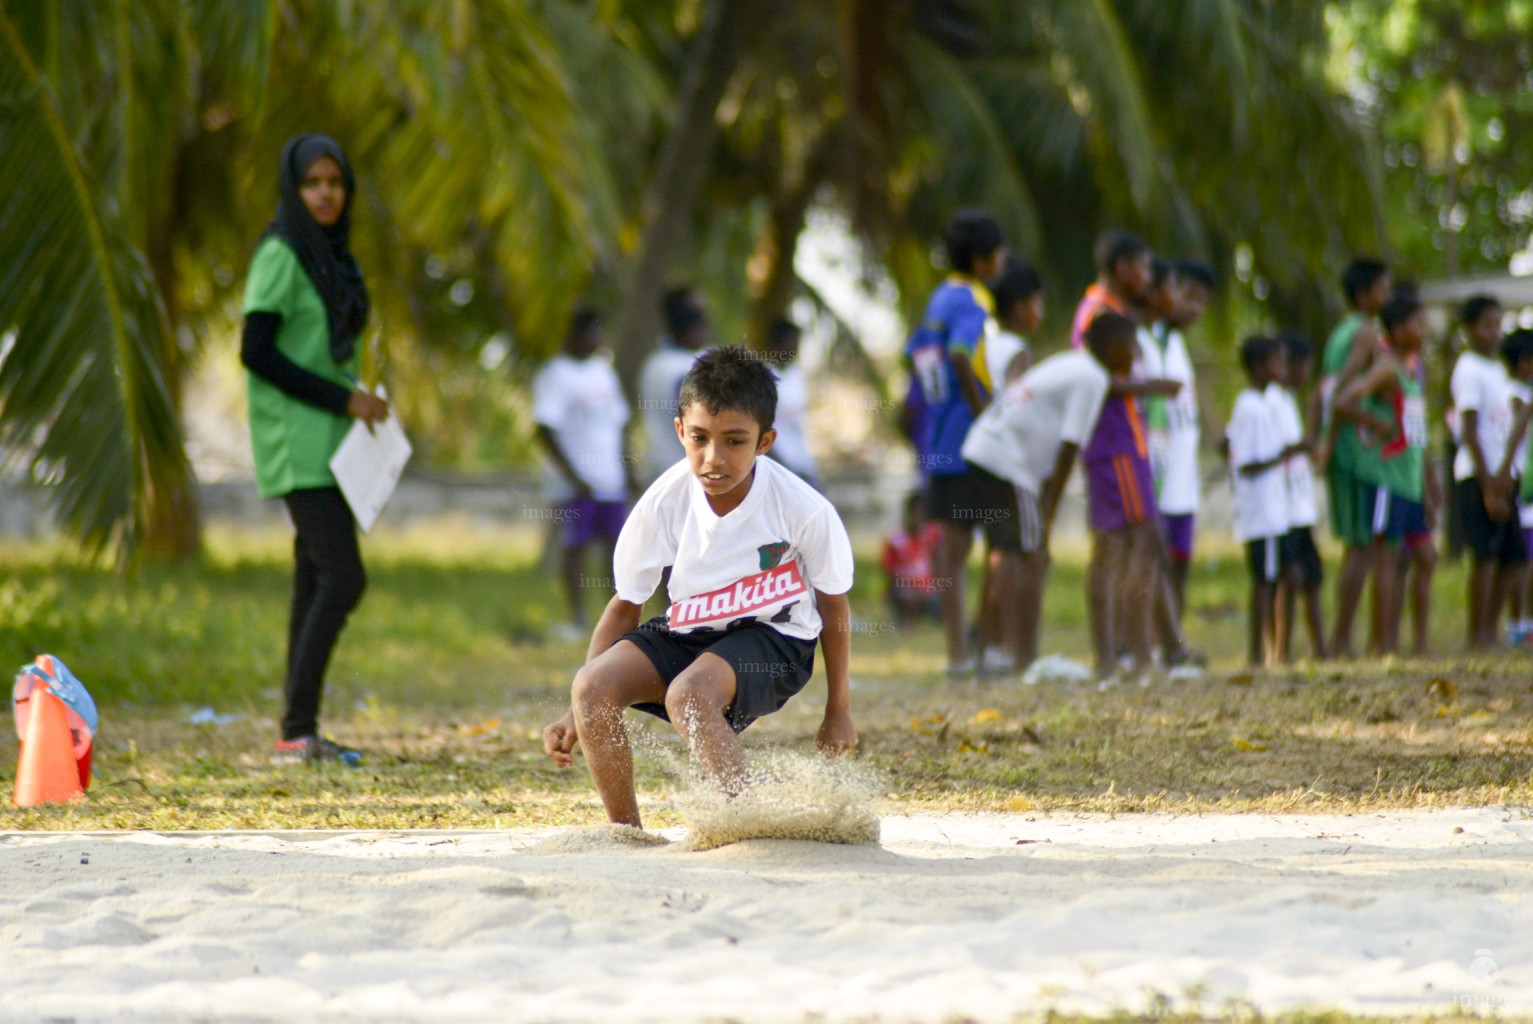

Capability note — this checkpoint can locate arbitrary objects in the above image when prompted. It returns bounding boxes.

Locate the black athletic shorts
[1284,526,1325,588]
[622,616,817,733]
[1246,534,1295,584]
[925,466,1022,551]
[1456,477,1528,566]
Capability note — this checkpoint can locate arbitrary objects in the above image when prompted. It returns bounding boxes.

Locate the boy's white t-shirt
[530,353,630,502]
[639,342,704,482]
[984,329,1029,390]
[961,349,1110,494]
[1266,382,1317,529]
[1137,323,1201,515]
[1450,350,1515,481]
[768,361,817,478]
[614,455,854,642]
[1227,386,1289,542]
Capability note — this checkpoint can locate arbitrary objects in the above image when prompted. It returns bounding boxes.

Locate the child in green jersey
[1335,294,1439,656]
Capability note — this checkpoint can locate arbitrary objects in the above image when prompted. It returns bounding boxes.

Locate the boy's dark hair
[672,307,705,338]
[1093,229,1150,278]
[1501,328,1533,371]
[663,287,699,337]
[1240,334,1280,376]
[569,307,601,337]
[1083,311,1136,360]
[990,256,1042,317]
[943,209,1004,274]
[1459,294,1501,328]
[1340,258,1388,307]
[767,317,801,349]
[677,345,777,433]
[1380,294,1423,334]
[1176,259,1216,292]
[1278,330,1312,363]
[1149,256,1176,290]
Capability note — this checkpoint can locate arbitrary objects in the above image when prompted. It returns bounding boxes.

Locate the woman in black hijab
[240,133,388,765]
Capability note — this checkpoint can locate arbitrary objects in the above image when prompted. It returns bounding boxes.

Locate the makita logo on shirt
[667,561,806,630]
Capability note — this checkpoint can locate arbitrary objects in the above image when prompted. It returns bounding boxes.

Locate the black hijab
[263,133,370,363]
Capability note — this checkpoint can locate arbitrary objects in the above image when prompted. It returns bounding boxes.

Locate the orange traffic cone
[13,685,84,807]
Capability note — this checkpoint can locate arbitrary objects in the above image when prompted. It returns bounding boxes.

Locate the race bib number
[1403,394,1428,449]
[667,561,807,632]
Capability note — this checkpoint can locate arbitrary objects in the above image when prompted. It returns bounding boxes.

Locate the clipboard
[327,388,412,532]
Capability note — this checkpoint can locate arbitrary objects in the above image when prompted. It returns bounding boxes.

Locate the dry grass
[2,523,1530,831]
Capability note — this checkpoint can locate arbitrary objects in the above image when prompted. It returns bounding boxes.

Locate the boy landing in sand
[543,346,857,829]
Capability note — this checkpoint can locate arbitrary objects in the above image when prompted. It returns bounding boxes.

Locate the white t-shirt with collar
[1227,386,1289,542]
[531,352,629,502]
[1137,323,1201,514]
[1267,382,1317,528]
[961,349,1110,494]
[613,455,854,641]
[1451,350,1515,482]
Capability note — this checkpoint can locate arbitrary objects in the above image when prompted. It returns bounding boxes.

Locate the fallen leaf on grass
[970,708,1004,725]
[1005,794,1034,811]
[459,717,502,737]
[1427,678,1457,701]
[1232,737,1267,752]
[956,739,990,755]
[1227,673,1254,686]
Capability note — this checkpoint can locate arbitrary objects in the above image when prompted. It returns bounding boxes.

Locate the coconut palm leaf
[0,8,191,557]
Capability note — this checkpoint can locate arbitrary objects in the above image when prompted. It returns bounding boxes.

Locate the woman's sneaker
[272,735,364,767]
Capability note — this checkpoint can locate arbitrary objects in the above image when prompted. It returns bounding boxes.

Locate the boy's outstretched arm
[1039,442,1080,544]
[814,589,857,755]
[543,595,645,767]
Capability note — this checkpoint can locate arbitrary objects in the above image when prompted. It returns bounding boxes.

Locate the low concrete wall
[1,463,1240,545]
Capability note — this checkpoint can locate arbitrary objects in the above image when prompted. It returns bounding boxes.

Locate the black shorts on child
[1245,534,1296,584]
[1455,477,1528,566]
[622,616,817,733]
[1285,526,1324,588]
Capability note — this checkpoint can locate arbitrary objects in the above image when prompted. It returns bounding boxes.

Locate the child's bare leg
[1016,549,1049,668]
[1468,559,1493,649]
[1089,530,1122,675]
[665,653,747,793]
[1120,522,1159,670]
[938,523,974,667]
[1370,540,1398,655]
[1329,545,1371,658]
[1249,580,1274,667]
[1411,542,1436,655]
[569,641,668,827]
[987,550,1023,664]
[1169,559,1190,620]
[561,541,587,625]
[1275,574,1295,664]
[1491,564,1520,645]
[1148,529,1185,656]
[1302,584,1327,660]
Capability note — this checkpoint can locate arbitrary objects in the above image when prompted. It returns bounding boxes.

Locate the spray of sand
[669,748,882,852]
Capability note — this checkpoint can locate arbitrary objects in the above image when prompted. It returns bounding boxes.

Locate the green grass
[1,522,1530,830]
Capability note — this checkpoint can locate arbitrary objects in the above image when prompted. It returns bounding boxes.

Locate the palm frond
[0,9,191,557]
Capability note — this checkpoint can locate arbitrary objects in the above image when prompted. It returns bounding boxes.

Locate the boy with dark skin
[533,311,641,633]
[1336,297,1440,655]
[1451,296,1524,649]
[1318,259,1391,658]
[543,348,856,829]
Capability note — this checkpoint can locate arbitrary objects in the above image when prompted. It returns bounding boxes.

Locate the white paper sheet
[327,397,411,533]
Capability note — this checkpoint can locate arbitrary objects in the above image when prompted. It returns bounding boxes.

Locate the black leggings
[281,487,366,740]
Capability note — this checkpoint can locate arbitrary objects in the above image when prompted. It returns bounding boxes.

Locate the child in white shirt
[543,347,857,829]
[1228,336,1301,667]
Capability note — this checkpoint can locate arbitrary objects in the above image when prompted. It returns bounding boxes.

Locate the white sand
[2,808,1529,1022]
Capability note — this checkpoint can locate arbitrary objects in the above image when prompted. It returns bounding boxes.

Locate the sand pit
[2,808,1530,1022]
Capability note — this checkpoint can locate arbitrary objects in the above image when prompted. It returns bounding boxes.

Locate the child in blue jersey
[906,210,1009,676]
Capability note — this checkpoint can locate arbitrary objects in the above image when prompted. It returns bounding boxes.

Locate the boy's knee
[664,675,729,725]
[572,664,622,711]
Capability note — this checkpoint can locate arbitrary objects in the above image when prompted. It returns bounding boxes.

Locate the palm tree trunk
[610,0,761,395]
